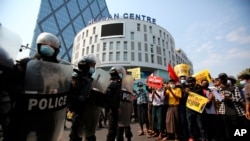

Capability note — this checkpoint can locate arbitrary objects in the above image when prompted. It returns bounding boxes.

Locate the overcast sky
[1,0,250,78]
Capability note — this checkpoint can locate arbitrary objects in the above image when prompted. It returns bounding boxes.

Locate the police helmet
[36,32,61,49]
[78,55,96,72]
[109,66,126,79]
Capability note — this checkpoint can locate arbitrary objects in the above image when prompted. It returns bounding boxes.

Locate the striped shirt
[218,86,245,116]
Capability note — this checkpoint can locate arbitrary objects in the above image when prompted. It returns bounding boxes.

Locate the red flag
[167,63,179,82]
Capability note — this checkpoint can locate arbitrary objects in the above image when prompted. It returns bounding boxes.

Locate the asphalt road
[62,120,175,141]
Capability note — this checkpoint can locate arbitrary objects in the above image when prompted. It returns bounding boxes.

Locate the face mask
[89,67,95,74]
[227,80,232,85]
[40,45,55,57]
[240,80,246,86]
[119,74,123,79]
[170,84,175,88]
[181,80,186,84]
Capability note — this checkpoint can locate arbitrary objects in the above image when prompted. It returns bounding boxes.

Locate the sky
[1,0,250,78]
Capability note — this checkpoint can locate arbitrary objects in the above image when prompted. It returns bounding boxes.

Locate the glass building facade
[30,0,110,62]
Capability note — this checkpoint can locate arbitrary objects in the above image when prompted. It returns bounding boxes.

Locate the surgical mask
[170,84,175,88]
[89,67,95,74]
[227,80,232,85]
[40,45,55,57]
[181,80,186,84]
[119,74,123,79]
[240,80,246,86]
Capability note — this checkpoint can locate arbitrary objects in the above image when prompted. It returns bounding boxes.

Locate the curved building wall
[72,18,190,81]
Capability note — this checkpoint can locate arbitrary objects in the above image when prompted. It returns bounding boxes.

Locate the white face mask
[119,74,123,79]
[180,80,186,84]
[170,84,175,88]
[240,80,246,86]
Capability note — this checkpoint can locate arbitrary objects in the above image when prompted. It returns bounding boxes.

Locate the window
[158,38,160,45]
[124,52,128,61]
[131,32,134,40]
[109,42,113,50]
[102,53,106,62]
[82,32,84,38]
[145,53,148,62]
[138,53,142,61]
[109,52,113,61]
[137,23,140,31]
[94,35,98,43]
[153,36,156,44]
[144,25,147,32]
[89,36,92,44]
[131,41,134,50]
[159,30,162,37]
[86,30,88,37]
[124,41,127,50]
[131,52,135,61]
[149,26,152,33]
[116,52,120,61]
[97,44,100,52]
[82,48,85,56]
[151,44,154,53]
[103,42,107,51]
[138,42,141,51]
[86,46,89,54]
[151,54,154,63]
[93,27,96,34]
[83,40,85,47]
[144,43,148,52]
[116,41,120,50]
[91,45,94,53]
[144,34,147,42]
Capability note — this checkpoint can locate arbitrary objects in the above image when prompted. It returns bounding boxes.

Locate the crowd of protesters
[97,72,250,141]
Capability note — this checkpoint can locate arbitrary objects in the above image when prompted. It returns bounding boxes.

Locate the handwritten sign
[174,64,190,77]
[127,67,141,80]
[146,76,163,89]
[193,69,212,84]
[186,92,208,113]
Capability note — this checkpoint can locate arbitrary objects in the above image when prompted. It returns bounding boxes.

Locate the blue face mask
[89,67,95,74]
[40,45,55,57]
[119,74,123,79]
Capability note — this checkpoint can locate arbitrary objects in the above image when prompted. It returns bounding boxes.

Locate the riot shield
[90,68,110,107]
[0,24,22,68]
[122,75,134,94]
[15,60,73,141]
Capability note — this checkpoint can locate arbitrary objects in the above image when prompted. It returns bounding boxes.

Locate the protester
[185,76,206,141]
[238,73,250,120]
[216,73,245,141]
[200,79,218,141]
[177,76,189,140]
[151,86,165,140]
[134,81,150,138]
[163,79,182,140]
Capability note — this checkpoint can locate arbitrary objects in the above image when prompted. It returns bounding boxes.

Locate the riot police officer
[6,32,73,141]
[68,54,101,141]
[106,66,126,141]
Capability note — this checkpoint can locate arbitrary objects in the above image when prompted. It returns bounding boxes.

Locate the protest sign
[193,69,212,84]
[127,67,141,80]
[146,75,163,89]
[186,92,208,113]
[174,64,190,77]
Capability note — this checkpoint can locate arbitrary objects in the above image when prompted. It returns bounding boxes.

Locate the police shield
[90,68,110,107]
[122,74,134,93]
[16,60,73,141]
[0,24,21,68]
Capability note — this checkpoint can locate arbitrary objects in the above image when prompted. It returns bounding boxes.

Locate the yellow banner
[174,64,190,77]
[193,69,212,84]
[186,92,208,113]
[127,67,141,80]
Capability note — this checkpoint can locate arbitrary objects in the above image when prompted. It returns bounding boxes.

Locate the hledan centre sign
[88,13,156,25]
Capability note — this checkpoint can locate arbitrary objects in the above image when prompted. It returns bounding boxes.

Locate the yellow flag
[186,92,208,113]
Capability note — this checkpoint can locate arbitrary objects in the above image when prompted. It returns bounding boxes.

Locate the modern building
[30,0,110,62]
[72,13,193,82]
